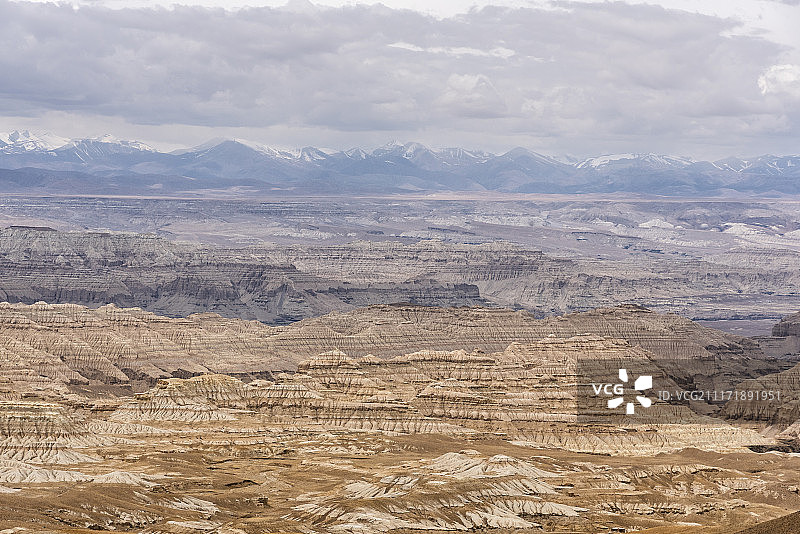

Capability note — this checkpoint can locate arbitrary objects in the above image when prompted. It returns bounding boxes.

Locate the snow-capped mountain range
[0,130,798,196]
[0,130,71,153]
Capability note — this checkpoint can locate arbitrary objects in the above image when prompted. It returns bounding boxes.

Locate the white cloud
[389,41,516,58]
[435,73,507,118]
[759,64,800,97]
[0,0,797,157]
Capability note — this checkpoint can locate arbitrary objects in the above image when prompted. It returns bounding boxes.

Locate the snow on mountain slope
[577,153,694,169]
[0,130,70,153]
[714,155,800,175]
[344,147,367,160]
[501,147,567,167]
[436,147,492,165]
[50,138,154,165]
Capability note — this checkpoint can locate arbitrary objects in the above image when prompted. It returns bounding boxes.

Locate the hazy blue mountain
[0,133,798,197]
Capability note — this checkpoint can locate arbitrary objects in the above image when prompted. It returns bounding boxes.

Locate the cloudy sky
[0,0,798,158]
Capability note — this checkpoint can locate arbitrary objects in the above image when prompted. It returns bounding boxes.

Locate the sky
[0,0,799,158]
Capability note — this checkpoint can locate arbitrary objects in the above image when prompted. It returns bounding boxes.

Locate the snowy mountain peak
[371,140,416,157]
[0,130,70,152]
[297,146,330,162]
[96,135,154,152]
[230,138,286,158]
[1,130,33,144]
[380,140,404,149]
[436,147,492,164]
[66,135,154,153]
[502,147,565,166]
[576,153,693,169]
[396,142,432,159]
[190,139,340,161]
[183,138,287,159]
[344,147,367,159]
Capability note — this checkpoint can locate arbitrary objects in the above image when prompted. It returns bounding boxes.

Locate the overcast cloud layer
[0,0,799,157]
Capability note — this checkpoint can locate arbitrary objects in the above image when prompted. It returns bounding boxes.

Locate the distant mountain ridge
[0,130,798,196]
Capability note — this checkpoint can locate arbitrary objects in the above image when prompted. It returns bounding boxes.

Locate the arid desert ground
[0,197,799,533]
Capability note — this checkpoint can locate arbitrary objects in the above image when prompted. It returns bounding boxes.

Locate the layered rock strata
[757,312,800,358]
[0,302,782,392]
[111,337,773,455]
[0,400,104,464]
[3,226,798,325]
[290,450,583,532]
